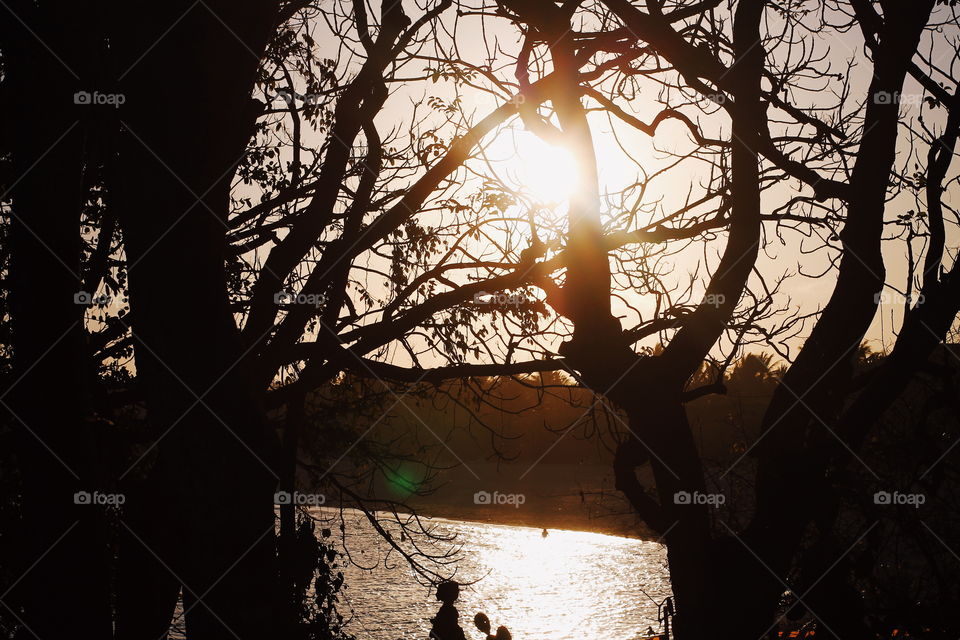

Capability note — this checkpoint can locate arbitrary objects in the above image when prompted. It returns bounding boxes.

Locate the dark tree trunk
[618,394,780,640]
[108,2,282,636]
[2,2,112,636]
[278,394,305,636]
[744,8,936,638]
[616,1,769,636]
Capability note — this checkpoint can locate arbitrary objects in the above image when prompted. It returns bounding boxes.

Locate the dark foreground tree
[3,0,960,638]
[3,1,283,637]
[454,1,960,637]
[246,1,959,636]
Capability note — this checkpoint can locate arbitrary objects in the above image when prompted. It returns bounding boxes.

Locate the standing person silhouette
[430,581,466,640]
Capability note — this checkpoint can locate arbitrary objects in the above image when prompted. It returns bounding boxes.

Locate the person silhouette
[473,611,510,640]
[473,612,494,640]
[430,581,466,640]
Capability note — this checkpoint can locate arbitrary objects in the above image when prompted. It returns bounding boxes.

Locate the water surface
[330,510,672,640]
[168,509,672,639]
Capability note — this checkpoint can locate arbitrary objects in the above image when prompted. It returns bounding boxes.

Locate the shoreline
[347,500,658,542]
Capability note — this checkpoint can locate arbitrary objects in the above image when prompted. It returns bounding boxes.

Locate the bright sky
[236,2,960,377]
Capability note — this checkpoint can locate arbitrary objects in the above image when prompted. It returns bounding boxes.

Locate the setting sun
[486,129,580,204]
[6,1,959,638]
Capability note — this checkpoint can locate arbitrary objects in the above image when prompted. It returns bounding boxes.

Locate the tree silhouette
[3,0,960,638]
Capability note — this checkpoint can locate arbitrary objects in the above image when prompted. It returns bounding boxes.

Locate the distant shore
[323,461,660,541]
[380,499,656,541]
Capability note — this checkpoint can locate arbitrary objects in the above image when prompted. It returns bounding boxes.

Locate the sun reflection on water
[331,512,673,640]
[465,525,670,640]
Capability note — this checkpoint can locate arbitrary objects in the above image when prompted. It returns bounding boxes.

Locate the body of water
[329,509,672,640]
[168,509,672,639]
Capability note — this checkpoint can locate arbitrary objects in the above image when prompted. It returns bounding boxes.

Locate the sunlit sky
[231,3,960,377]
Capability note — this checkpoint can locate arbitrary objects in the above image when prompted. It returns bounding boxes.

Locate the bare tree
[4,0,960,638]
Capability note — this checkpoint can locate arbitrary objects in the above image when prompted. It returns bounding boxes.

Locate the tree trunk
[619,396,781,640]
[109,2,282,636]
[278,394,306,635]
[2,2,113,637]
[745,8,936,637]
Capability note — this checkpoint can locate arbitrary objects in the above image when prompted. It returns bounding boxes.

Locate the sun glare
[488,129,580,205]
